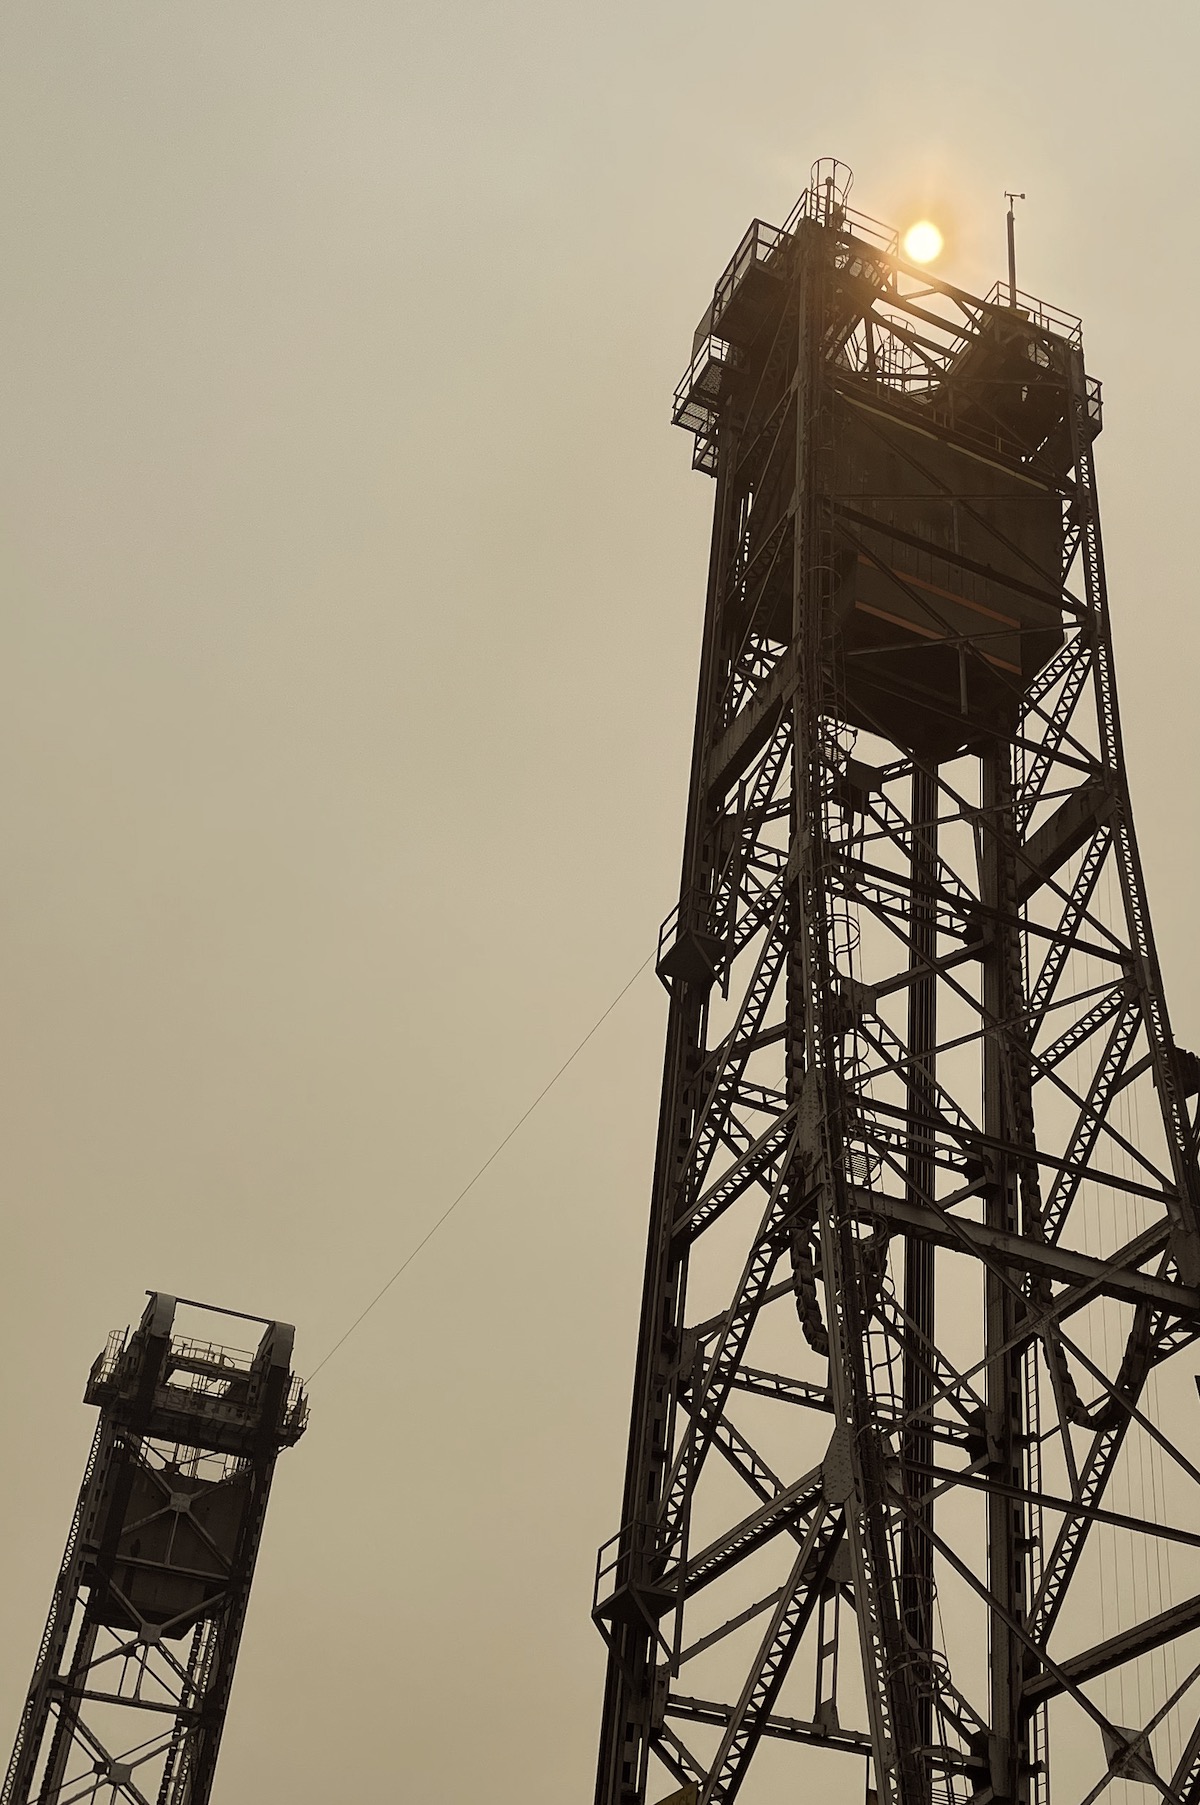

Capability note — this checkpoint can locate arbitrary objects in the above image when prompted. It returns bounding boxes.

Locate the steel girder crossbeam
[592,162,1200,1805]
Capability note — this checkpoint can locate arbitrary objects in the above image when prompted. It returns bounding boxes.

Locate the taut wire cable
[307,946,656,1380]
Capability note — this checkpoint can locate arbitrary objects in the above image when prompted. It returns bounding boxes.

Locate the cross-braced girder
[594,161,1200,1805]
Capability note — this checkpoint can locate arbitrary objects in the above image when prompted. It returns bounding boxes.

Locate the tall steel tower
[592,162,1200,1805]
[3,1293,307,1805]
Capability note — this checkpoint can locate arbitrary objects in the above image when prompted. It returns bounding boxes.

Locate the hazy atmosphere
[2,4,1199,1800]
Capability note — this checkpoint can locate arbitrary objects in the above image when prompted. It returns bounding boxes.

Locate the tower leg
[981,749,1029,1802]
[901,764,938,1780]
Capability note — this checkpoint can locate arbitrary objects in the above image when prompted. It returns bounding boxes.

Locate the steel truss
[593,163,1200,1805]
[3,1294,307,1805]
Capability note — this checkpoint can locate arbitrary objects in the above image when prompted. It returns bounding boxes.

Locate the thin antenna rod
[1005,190,1025,307]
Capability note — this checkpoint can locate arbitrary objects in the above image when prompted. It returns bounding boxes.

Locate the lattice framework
[593,164,1200,1805]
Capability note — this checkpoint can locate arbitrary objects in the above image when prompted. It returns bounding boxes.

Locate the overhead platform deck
[672,193,1102,760]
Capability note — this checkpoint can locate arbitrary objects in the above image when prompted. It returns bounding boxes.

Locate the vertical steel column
[980,749,1029,1802]
[593,437,740,1805]
[901,764,938,1775]
[794,222,927,1805]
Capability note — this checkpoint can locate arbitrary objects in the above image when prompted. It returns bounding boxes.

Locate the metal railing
[91,1328,128,1389]
[983,280,1083,346]
[284,1375,310,1437]
[169,1334,255,1372]
[782,183,900,258]
[593,1516,675,1616]
[671,334,741,433]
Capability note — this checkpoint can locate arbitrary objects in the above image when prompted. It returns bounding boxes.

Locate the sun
[902,220,944,264]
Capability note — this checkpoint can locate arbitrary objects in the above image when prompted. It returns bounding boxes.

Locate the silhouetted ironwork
[593,160,1200,1804]
[4,1293,306,1805]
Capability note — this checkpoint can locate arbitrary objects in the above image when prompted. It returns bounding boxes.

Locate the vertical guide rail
[1,1424,111,1805]
[1067,353,1200,1269]
[791,221,927,1805]
[1015,670,1048,1805]
[901,762,939,1764]
[1024,1347,1049,1805]
[592,422,743,1805]
[980,748,1031,1802]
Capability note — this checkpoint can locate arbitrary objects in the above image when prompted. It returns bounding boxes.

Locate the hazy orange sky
[2,4,1199,1800]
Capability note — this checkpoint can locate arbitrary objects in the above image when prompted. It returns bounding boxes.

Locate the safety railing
[671,333,741,434]
[90,1328,128,1389]
[593,1516,676,1616]
[983,281,1083,346]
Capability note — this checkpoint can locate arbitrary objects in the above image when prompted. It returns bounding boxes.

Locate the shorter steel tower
[3,1293,307,1805]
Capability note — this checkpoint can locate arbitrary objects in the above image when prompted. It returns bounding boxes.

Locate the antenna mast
[1006,189,1026,305]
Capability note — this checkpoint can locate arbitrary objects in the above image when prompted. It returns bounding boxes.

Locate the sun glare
[903,220,943,264]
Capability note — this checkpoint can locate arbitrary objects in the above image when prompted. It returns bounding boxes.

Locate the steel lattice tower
[592,162,1200,1805]
[3,1293,307,1805]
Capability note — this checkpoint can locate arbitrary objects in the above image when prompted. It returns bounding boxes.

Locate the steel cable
[307,947,656,1380]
